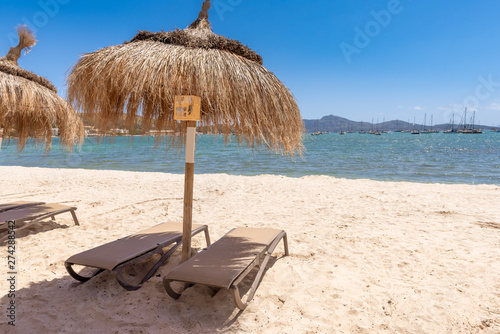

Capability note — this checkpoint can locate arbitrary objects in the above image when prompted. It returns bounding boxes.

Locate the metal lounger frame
[65,225,211,291]
[163,229,289,310]
[0,204,79,241]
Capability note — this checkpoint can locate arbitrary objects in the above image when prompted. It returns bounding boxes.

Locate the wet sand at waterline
[0,166,499,333]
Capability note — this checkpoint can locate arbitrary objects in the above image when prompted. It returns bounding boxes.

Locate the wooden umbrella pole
[182,120,197,262]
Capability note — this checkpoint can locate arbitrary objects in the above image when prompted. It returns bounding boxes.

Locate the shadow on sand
[0,245,281,333]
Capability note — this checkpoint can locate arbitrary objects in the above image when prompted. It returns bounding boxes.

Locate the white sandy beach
[0,166,499,333]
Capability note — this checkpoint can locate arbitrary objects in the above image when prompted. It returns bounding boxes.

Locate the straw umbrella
[0,25,84,152]
[67,0,304,261]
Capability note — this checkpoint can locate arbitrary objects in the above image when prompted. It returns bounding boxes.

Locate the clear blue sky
[1,0,500,126]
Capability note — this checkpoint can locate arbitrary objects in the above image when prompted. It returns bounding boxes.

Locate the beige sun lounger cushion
[0,201,45,213]
[65,222,211,291]
[164,227,289,310]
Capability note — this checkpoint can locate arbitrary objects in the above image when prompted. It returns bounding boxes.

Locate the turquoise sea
[1,132,499,185]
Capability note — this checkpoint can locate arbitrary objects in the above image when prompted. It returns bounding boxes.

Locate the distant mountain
[303,115,496,133]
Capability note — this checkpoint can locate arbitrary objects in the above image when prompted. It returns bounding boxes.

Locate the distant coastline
[304,114,499,133]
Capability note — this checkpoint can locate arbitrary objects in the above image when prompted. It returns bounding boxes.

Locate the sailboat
[411,116,420,134]
[381,117,389,133]
[444,113,459,133]
[369,118,381,135]
[421,114,440,133]
[421,114,431,134]
[462,110,482,134]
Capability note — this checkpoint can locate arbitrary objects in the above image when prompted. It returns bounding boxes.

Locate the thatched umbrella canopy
[67,1,303,154]
[67,0,303,261]
[0,26,84,152]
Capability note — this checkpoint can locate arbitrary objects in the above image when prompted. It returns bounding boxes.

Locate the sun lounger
[163,227,289,310]
[0,201,45,213]
[0,203,79,234]
[65,222,211,291]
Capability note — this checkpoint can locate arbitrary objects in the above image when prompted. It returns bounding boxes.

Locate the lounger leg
[137,241,182,286]
[65,262,104,282]
[163,279,186,299]
[203,228,211,246]
[242,231,289,305]
[112,242,177,291]
[191,225,211,247]
[230,286,248,310]
[282,232,289,256]
[70,210,80,226]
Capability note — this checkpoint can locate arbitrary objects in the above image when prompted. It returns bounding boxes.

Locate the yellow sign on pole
[174,96,201,121]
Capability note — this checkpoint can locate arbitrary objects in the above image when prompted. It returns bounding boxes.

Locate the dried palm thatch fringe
[0,25,84,152]
[67,0,303,156]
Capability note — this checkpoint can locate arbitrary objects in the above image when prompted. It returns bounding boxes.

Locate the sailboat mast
[464,107,467,130]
